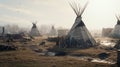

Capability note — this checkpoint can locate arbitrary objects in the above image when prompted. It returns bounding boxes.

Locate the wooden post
[56,36,59,46]
[2,27,5,40]
[117,50,120,67]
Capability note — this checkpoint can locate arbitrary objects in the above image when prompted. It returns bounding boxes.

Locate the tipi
[30,22,40,37]
[49,26,58,37]
[59,1,96,48]
[110,15,120,38]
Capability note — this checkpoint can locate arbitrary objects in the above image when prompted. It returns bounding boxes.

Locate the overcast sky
[0,0,120,30]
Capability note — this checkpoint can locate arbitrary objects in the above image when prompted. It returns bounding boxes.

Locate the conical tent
[110,15,120,38]
[59,1,96,48]
[30,23,40,37]
[49,26,58,37]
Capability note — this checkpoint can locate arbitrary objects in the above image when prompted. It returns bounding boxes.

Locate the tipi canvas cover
[49,26,58,37]
[59,1,96,48]
[110,16,120,38]
[30,23,40,37]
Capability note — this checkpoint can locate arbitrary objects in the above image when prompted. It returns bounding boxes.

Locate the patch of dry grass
[0,37,117,67]
[0,47,116,67]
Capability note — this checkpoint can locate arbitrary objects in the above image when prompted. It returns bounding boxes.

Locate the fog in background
[0,0,120,34]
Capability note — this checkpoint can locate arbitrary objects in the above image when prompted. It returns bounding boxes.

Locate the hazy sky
[0,0,120,30]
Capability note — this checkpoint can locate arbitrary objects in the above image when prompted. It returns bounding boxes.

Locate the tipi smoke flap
[59,1,96,48]
[30,23,40,37]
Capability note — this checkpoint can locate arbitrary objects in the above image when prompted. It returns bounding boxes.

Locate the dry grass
[0,37,117,67]
[0,49,114,67]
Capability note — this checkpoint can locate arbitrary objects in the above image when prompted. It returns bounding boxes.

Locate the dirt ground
[0,36,117,67]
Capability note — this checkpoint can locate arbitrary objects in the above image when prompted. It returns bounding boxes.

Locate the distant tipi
[59,1,96,48]
[48,26,58,37]
[30,22,40,37]
[110,15,120,38]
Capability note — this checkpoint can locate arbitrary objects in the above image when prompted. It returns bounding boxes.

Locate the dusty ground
[0,36,117,67]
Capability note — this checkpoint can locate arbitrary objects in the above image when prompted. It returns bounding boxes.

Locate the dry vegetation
[0,49,114,67]
[0,37,117,67]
